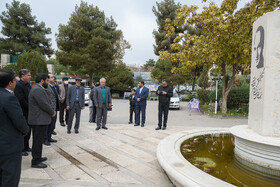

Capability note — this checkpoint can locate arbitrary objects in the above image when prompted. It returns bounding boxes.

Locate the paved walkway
[20,100,248,187]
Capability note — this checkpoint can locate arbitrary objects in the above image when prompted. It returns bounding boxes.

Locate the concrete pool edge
[157,128,235,187]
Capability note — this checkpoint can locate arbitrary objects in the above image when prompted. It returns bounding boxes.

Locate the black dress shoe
[60,122,65,127]
[96,127,101,131]
[75,130,79,134]
[128,122,133,124]
[44,140,51,146]
[102,126,108,130]
[22,151,28,156]
[134,123,140,126]
[40,157,48,162]
[24,147,32,152]
[162,127,166,130]
[49,138,57,143]
[31,163,47,169]
[52,131,57,135]
[67,130,71,134]
[141,124,144,127]
[155,127,161,130]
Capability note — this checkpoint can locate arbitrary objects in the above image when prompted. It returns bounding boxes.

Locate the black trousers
[129,106,136,123]
[59,101,69,124]
[31,125,48,165]
[91,106,97,122]
[23,116,31,151]
[158,103,170,128]
[45,115,57,141]
[0,152,22,187]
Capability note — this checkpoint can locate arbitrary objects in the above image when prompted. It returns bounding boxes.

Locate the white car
[169,90,180,109]
[84,88,91,106]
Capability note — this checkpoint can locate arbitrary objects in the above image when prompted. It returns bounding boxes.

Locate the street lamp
[213,75,222,114]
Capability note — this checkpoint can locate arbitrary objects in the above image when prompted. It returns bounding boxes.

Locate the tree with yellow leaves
[160,0,279,113]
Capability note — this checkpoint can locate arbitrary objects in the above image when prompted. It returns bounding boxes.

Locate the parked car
[170,90,180,109]
[84,87,91,106]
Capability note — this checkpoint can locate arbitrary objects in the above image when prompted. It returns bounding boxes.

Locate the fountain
[157,10,280,186]
[230,10,280,176]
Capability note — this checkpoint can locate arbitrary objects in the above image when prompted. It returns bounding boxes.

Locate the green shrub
[208,89,222,103]
[227,87,249,108]
[187,94,194,101]
[208,87,249,109]
[197,89,210,104]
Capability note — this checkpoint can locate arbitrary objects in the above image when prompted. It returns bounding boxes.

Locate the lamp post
[213,75,222,114]
[215,79,218,114]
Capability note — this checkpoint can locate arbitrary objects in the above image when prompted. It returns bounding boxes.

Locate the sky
[0,0,250,65]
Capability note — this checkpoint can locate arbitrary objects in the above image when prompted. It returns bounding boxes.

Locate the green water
[181,134,280,187]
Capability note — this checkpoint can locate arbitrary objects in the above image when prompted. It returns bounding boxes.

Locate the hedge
[208,87,249,109]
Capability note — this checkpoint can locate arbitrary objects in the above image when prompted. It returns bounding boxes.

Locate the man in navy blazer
[134,81,149,127]
[0,69,29,187]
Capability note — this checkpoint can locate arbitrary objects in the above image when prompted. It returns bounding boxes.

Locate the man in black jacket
[155,80,173,130]
[0,69,30,187]
[128,89,136,124]
[14,69,32,156]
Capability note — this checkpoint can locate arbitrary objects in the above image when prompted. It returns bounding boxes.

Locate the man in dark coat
[155,79,173,130]
[89,85,96,123]
[128,89,136,124]
[0,69,29,187]
[44,74,59,145]
[14,69,32,156]
[28,73,56,168]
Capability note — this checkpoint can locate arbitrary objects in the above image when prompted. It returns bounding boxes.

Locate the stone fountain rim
[157,128,235,187]
[230,125,280,146]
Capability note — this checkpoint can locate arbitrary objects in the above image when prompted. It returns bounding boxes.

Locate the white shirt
[5,88,14,94]
[139,87,144,94]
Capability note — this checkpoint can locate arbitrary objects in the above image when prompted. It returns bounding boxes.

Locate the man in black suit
[155,79,173,130]
[14,69,32,156]
[0,69,30,187]
[128,89,136,124]
[28,73,56,168]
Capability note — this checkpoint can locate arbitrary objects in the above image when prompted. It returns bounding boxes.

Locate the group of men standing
[128,80,173,130]
[0,66,173,187]
[0,69,88,187]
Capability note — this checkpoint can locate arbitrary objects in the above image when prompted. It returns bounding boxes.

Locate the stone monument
[230,10,280,176]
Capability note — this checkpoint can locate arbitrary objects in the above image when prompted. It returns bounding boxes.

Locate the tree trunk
[221,64,236,114]
[192,77,196,91]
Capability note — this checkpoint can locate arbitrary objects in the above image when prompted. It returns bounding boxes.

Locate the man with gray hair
[66,77,85,134]
[14,69,32,156]
[94,78,112,130]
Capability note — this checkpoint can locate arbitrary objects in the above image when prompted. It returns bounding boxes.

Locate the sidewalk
[20,123,194,187]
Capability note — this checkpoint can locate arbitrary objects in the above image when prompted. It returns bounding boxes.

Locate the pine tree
[0,0,53,56]
[56,1,123,87]
[152,0,184,56]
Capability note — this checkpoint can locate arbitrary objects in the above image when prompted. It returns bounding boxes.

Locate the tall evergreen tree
[0,0,53,56]
[56,1,123,86]
[152,0,184,56]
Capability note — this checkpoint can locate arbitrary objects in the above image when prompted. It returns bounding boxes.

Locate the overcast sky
[0,0,250,65]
